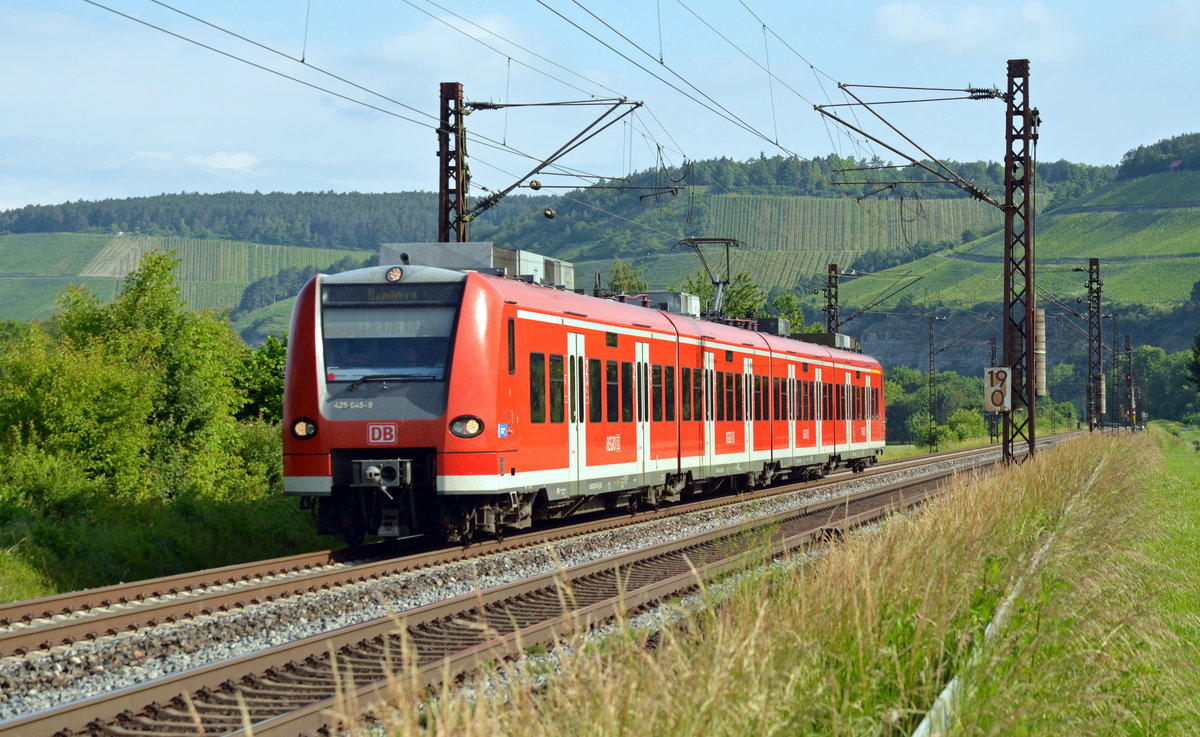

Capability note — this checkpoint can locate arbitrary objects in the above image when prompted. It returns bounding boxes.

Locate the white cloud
[185,152,261,172]
[129,150,260,173]
[873,1,1080,61]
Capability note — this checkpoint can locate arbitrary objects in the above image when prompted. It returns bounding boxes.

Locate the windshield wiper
[347,373,440,391]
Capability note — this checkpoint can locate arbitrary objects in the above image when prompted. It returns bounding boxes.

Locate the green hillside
[0,233,372,321]
[566,192,1004,293]
[839,171,1200,309]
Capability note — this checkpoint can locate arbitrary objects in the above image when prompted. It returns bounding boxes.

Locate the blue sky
[2,0,1197,211]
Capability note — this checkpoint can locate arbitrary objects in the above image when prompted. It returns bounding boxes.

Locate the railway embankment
[363,428,1200,735]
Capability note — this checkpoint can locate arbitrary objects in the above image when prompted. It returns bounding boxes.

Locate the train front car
[283,264,471,545]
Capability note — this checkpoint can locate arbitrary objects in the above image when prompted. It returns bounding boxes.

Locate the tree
[762,292,816,333]
[681,270,766,318]
[1189,333,1200,394]
[605,257,649,294]
[51,250,251,500]
[237,334,287,422]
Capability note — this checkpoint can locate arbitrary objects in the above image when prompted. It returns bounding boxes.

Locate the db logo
[367,423,397,445]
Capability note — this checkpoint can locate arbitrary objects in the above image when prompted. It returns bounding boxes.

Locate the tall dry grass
[355,433,1194,736]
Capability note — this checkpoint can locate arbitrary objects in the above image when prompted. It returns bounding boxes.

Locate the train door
[811,367,820,458]
[567,332,586,492]
[843,373,852,450]
[703,350,715,473]
[636,341,651,481]
[743,356,754,463]
[864,374,873,445]
[786,363,796,457]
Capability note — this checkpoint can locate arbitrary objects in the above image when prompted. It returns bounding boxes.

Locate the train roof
[331,264,880,370]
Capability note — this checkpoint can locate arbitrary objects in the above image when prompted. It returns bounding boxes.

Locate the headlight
[292,418,318,439]
[449,415,484,438]
[385,266,404,282]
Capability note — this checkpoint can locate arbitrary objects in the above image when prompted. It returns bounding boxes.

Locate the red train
[283,264,885,544]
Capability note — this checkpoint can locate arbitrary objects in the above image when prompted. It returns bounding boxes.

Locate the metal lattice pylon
[1002,60,1038,463]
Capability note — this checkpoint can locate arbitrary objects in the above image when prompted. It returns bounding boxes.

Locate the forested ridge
[0,191,553,251]
[0,154,1112,254]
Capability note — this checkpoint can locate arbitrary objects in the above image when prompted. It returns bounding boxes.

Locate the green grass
[0,233,372,321]
[359,431,1199,735]
[0,232,114,274]
[1070,170,1200,209]
[232,297,297,345]
[0,277,121,321]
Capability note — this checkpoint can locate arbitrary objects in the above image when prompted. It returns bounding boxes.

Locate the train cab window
[589,358,602,423]
[530,353,546,423]
[715,371,725,421]
[652,365,663,422]
[606,360,619,422]
[665,366,675,422]
[549,355,565,423]
[621,361,634,422]
[734,373,743,422]
[681,367,692,421]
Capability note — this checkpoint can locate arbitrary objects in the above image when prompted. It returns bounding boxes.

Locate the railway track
[2,455,970,737]
[0,444,996,662]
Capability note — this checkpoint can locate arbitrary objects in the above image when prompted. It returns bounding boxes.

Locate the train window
[652,365,663,422]
[507,318,515,375]
[681,367,692,421]
[589,359,602,423]
[754,376,763,421]
[569,356,576,423]
[530,353,546,423]
[780,378,789,422]
[665,366,675,422]
[715,371,725,422]
[725,350,733,363]
[773,378,781,421]
[621,361,634,422]
[694,368,704,422]
[606,332,618,347]
[723,373,733,422]
[606,360,619,423]
[734,373,743,422]
[549,355,564,423]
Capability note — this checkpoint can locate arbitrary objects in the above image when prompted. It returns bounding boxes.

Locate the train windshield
[321,282,464,383]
